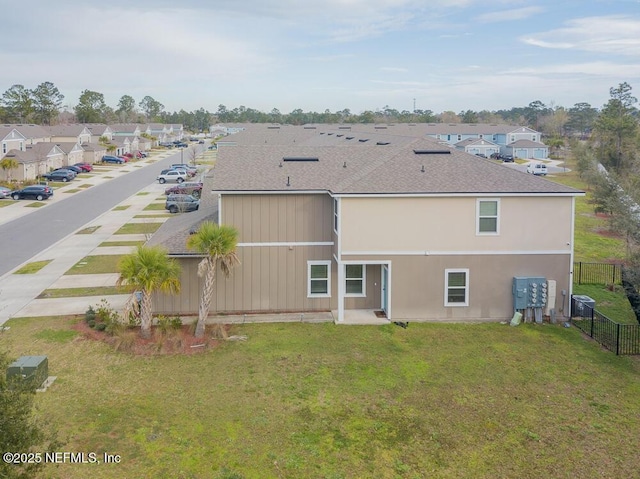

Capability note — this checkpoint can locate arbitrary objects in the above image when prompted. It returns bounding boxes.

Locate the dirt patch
[72,321,224,356]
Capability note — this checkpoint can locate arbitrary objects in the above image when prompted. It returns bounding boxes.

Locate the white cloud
[522,15,640,56]
[476,6,544,23]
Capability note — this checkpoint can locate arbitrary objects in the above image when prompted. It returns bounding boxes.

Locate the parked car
[170,164,197,176]
[157,169,187,184]
[198,140,205,144]
[527,163,548,176]
[165,194,200,213]
[73,162,93,172]
[207,145,217,150]
[56,165,82,174]
[474,153,487,158]
[0,186,12,199]
[41,170,75,182]
[164,182,203,197]
[174,142,188,148]
[159,142,174,148]
[102,155,124,164]
[11,185,53,201]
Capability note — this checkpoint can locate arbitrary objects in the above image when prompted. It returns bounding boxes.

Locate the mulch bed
[72,321,224,356]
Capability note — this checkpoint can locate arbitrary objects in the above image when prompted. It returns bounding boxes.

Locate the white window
[345,264,365,296]
[477,199,499,235]
[510,135,515,143]
[445,269,469,306]
[457,134,462,141]
[308,261,331,298]
[1,143,5,154]
[333,198,339,233]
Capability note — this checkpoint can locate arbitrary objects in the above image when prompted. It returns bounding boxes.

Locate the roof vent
[319,132,325,135]
[374,126,387,129]
[376,141,390,146]
[336,134,344,137]
[282,157,319,162]
[359,139,369,142]
[327,133,334,136]
[303,126,316,129]
[346,136,354,140]
[338,126,351,130]
[413,149,451,155]
[267,126,280,129]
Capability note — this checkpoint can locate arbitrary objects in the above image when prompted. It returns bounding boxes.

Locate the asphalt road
[0,149,194,277]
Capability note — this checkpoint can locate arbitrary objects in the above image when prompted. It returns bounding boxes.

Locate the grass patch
[33,328,78,343]
[63,189,81,193]
[103,176,114,179]
[114,223,163,235]
[14,259,53,274]
[78,184,92,189]
[25,201,47,208]
[99,240,146,247]
[573,284,638,324]
[143,202,166,211]
[136,191,151,196]
[66,255,124,275]
[0,201,13,208]
[134,214,171,218]
[548,162,626,263]
[77,174,94,178]
[2,319,639,479]
[37,286,127,299]
[76,226,101,234]
[112,205,130,211]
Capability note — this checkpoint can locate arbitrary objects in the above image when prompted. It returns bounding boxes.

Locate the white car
[526,163,548,176]
[157,169,187,184]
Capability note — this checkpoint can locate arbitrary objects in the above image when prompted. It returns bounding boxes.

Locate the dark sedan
[11,185,54,201]
[41,170,75,182]
[102,155,125,164]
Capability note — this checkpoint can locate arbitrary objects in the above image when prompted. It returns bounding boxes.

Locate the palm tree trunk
[195,259,217,338]
[140,290,153,339]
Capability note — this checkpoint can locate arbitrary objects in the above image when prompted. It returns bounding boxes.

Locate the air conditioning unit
[573,295,595,316]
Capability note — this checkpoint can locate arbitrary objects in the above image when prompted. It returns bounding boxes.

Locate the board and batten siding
[221,193,334,243]
[153,247,336,315]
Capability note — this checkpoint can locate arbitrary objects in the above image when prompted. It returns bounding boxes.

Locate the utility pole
[413,98,416,113]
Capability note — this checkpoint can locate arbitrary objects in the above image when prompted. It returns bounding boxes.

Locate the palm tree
[116,245,181,339]
[0,157,18,183]
[187,221,240,338]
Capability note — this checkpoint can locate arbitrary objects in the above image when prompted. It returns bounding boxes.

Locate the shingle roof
[210,139,581,195]
[508,139,548,148]
[4,124,50,140]
[4,143,63,163]
[46,125,90,137]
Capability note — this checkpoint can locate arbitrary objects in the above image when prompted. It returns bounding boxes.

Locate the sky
[1,0,639,116]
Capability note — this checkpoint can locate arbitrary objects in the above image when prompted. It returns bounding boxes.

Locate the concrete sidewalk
[0,180,171,325]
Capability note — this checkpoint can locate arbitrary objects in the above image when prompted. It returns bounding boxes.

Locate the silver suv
[157,169,187,184]
[526,163,548,176]
[165,194,200,213]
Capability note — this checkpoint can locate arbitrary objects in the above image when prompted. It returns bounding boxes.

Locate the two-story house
[150,138,582,324]
[423,124,549,159]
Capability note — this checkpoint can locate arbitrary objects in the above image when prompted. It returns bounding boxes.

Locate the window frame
[333,198,339,233]
[307,261,331,298]
[476,198,500,235]
[444,268,469,307]
[344,263,366,297]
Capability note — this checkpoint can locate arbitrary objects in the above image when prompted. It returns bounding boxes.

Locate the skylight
[282,157,319,162]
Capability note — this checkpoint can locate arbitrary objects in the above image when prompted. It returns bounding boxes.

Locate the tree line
[0,81,617,136]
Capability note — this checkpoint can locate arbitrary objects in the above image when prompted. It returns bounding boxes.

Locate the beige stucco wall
[343,253,571,321]
[221,193,334,244]
[340,196,573,253]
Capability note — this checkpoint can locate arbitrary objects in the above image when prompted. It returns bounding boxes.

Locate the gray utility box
[573,295,595,316]
[6,356,48,389]
[513,277,547,309]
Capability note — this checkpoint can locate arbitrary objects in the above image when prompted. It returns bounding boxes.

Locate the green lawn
[143,202,166,211]
[99,240,146,247]
[37,286,127,298]
[66,255,124,275]
[549,166,626,262]
[76,226,101,234]
[13,259,52,274]
[114,223,163,235]
[573,284,638,324]
[2,318,639,479]
[0,201,13,208]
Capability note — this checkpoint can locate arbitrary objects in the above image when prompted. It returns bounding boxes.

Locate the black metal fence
[571,296,640,355]
[573,262,622,285]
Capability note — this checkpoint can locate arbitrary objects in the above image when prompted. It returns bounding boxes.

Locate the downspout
[336,197,344,322]
[567,195,576,318]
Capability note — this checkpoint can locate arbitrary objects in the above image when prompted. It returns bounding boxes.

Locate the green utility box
[6,356,48,389]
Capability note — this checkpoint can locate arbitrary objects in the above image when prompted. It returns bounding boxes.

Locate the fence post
[590,305,594,338]
[578,262,582,285]
[613,264,617,285]
[616,323,621,356]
